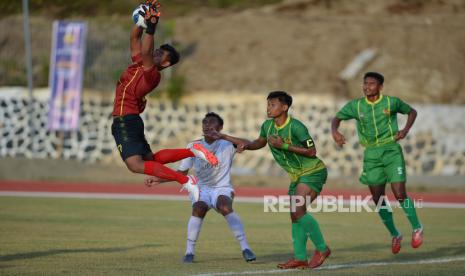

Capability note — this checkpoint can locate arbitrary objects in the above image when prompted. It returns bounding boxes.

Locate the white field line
[0,191,189,201]
[193,255,465,276]
[1,191,465,209]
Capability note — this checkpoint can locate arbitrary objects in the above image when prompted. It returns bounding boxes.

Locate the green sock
[297,213,327,252]
[292,222,308,261]
[400,197,422,230]
[378,207,400,237]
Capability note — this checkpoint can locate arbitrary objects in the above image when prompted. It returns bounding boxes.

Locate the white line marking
[0,191,189,201]
[193,255,465,276]
[1,191,465,209]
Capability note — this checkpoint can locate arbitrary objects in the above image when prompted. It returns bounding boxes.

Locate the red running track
[1,180,465,203]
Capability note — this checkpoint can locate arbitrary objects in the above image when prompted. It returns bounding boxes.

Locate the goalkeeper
[111,1,218,201]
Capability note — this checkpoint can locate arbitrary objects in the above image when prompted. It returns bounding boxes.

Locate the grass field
[1,197,465,275]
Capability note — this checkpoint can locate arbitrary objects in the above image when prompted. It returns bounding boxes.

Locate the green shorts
[288,168,328,196]
[360,143,407,186]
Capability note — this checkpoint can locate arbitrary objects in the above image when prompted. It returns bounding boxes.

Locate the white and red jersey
[179,139,235,189]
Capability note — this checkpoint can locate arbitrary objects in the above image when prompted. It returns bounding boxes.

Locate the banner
[47,21,87,131]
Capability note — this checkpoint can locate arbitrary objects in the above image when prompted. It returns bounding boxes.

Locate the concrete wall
[1,88,464,177]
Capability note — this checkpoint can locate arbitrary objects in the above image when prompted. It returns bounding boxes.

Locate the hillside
[1,0,464,103]
[173,0,465,103]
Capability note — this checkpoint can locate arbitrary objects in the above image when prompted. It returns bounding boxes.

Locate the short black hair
[204,112,224,126]
[160,44,180,66]
[364,72,384,85]
[267,91,292,108]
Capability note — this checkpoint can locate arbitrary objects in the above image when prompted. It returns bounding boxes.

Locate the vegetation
[165,74,186,104]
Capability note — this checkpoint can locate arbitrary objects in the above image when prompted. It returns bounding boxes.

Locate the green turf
[1,197,465,275]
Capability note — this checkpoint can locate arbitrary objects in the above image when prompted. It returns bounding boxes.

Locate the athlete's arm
[396,107,417,141]
[222,134,266,151]
[130,25,143,58]
[331,117,346,147]
[141,4,160,70]
[289,144,316,157]
[206,129,266,151]
[141,28,155,70]
[242,136,267,151]
[267,135,316,157]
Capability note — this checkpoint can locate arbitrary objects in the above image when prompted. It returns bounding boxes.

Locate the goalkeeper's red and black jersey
[112,54,161,116]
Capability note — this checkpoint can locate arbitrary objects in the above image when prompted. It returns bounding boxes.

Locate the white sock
[186,216,203,255]
[224,212,250,251]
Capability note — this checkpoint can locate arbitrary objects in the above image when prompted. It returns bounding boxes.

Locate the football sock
[400,197,422,230]
[297,213,327,252]
[292,222,308,261]
[143,161,189,184]
[186,216,203,255]
[152,149,195,164]
[224,212,250,251]
[378,207,400,237]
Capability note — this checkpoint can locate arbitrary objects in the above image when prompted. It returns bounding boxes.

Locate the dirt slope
[174,0,465,103]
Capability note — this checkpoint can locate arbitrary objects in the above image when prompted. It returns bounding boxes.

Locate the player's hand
[332,131,346,147]
[395,129,409,141]
[236,143,247,153]
[139,1,160,26]
[145,176,163,187]
[143,1,161,24]
[267,135,283,149]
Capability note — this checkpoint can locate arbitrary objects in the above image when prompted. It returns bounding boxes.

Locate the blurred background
[0,0,464,189]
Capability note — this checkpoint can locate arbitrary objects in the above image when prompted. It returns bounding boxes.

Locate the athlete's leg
[278,183,328,269]
[142,152,154,161]
[152,144,219,166]
[216,195,234,216]
[153,149,195,164]
[124,155,190,184]
[391,181,423,247]
[216,195,252,254]
[293,184,327,253]
[192,201,209,218]
[390,182,407,201]
[185,201,209,258]
[370,184,402,254]
[370,184,400,237]
[152,144,219,165]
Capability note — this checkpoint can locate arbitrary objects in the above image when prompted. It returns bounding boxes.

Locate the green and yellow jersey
[259,116,326,181]
[336,95,412,148]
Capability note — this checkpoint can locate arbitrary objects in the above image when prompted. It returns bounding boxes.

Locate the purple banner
[47,21,87,131]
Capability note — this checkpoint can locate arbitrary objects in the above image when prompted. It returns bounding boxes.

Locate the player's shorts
[192,186,235,210]
[288,168,327,196]
[111,114,152,161]
[360,142,407,185]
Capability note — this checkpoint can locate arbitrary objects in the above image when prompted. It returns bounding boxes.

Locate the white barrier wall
[1,88,464,177]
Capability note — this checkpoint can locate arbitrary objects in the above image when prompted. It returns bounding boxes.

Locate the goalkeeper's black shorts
[111,114,152,160]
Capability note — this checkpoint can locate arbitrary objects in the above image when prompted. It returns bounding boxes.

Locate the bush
[165,74,185,104]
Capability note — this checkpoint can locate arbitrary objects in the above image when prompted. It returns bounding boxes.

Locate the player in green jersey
[208,91,330,269]
[331,72,423,254]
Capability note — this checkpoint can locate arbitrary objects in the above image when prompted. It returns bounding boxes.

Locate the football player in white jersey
[145,112,256,263]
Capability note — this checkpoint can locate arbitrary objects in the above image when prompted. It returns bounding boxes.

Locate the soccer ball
[132,4,148,29]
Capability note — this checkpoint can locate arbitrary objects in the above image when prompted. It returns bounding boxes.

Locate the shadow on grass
[254,243,465,266]
[0,244,159,262]
[334,243,386,253]
[377,243,465,262]
[256,243,384,263]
